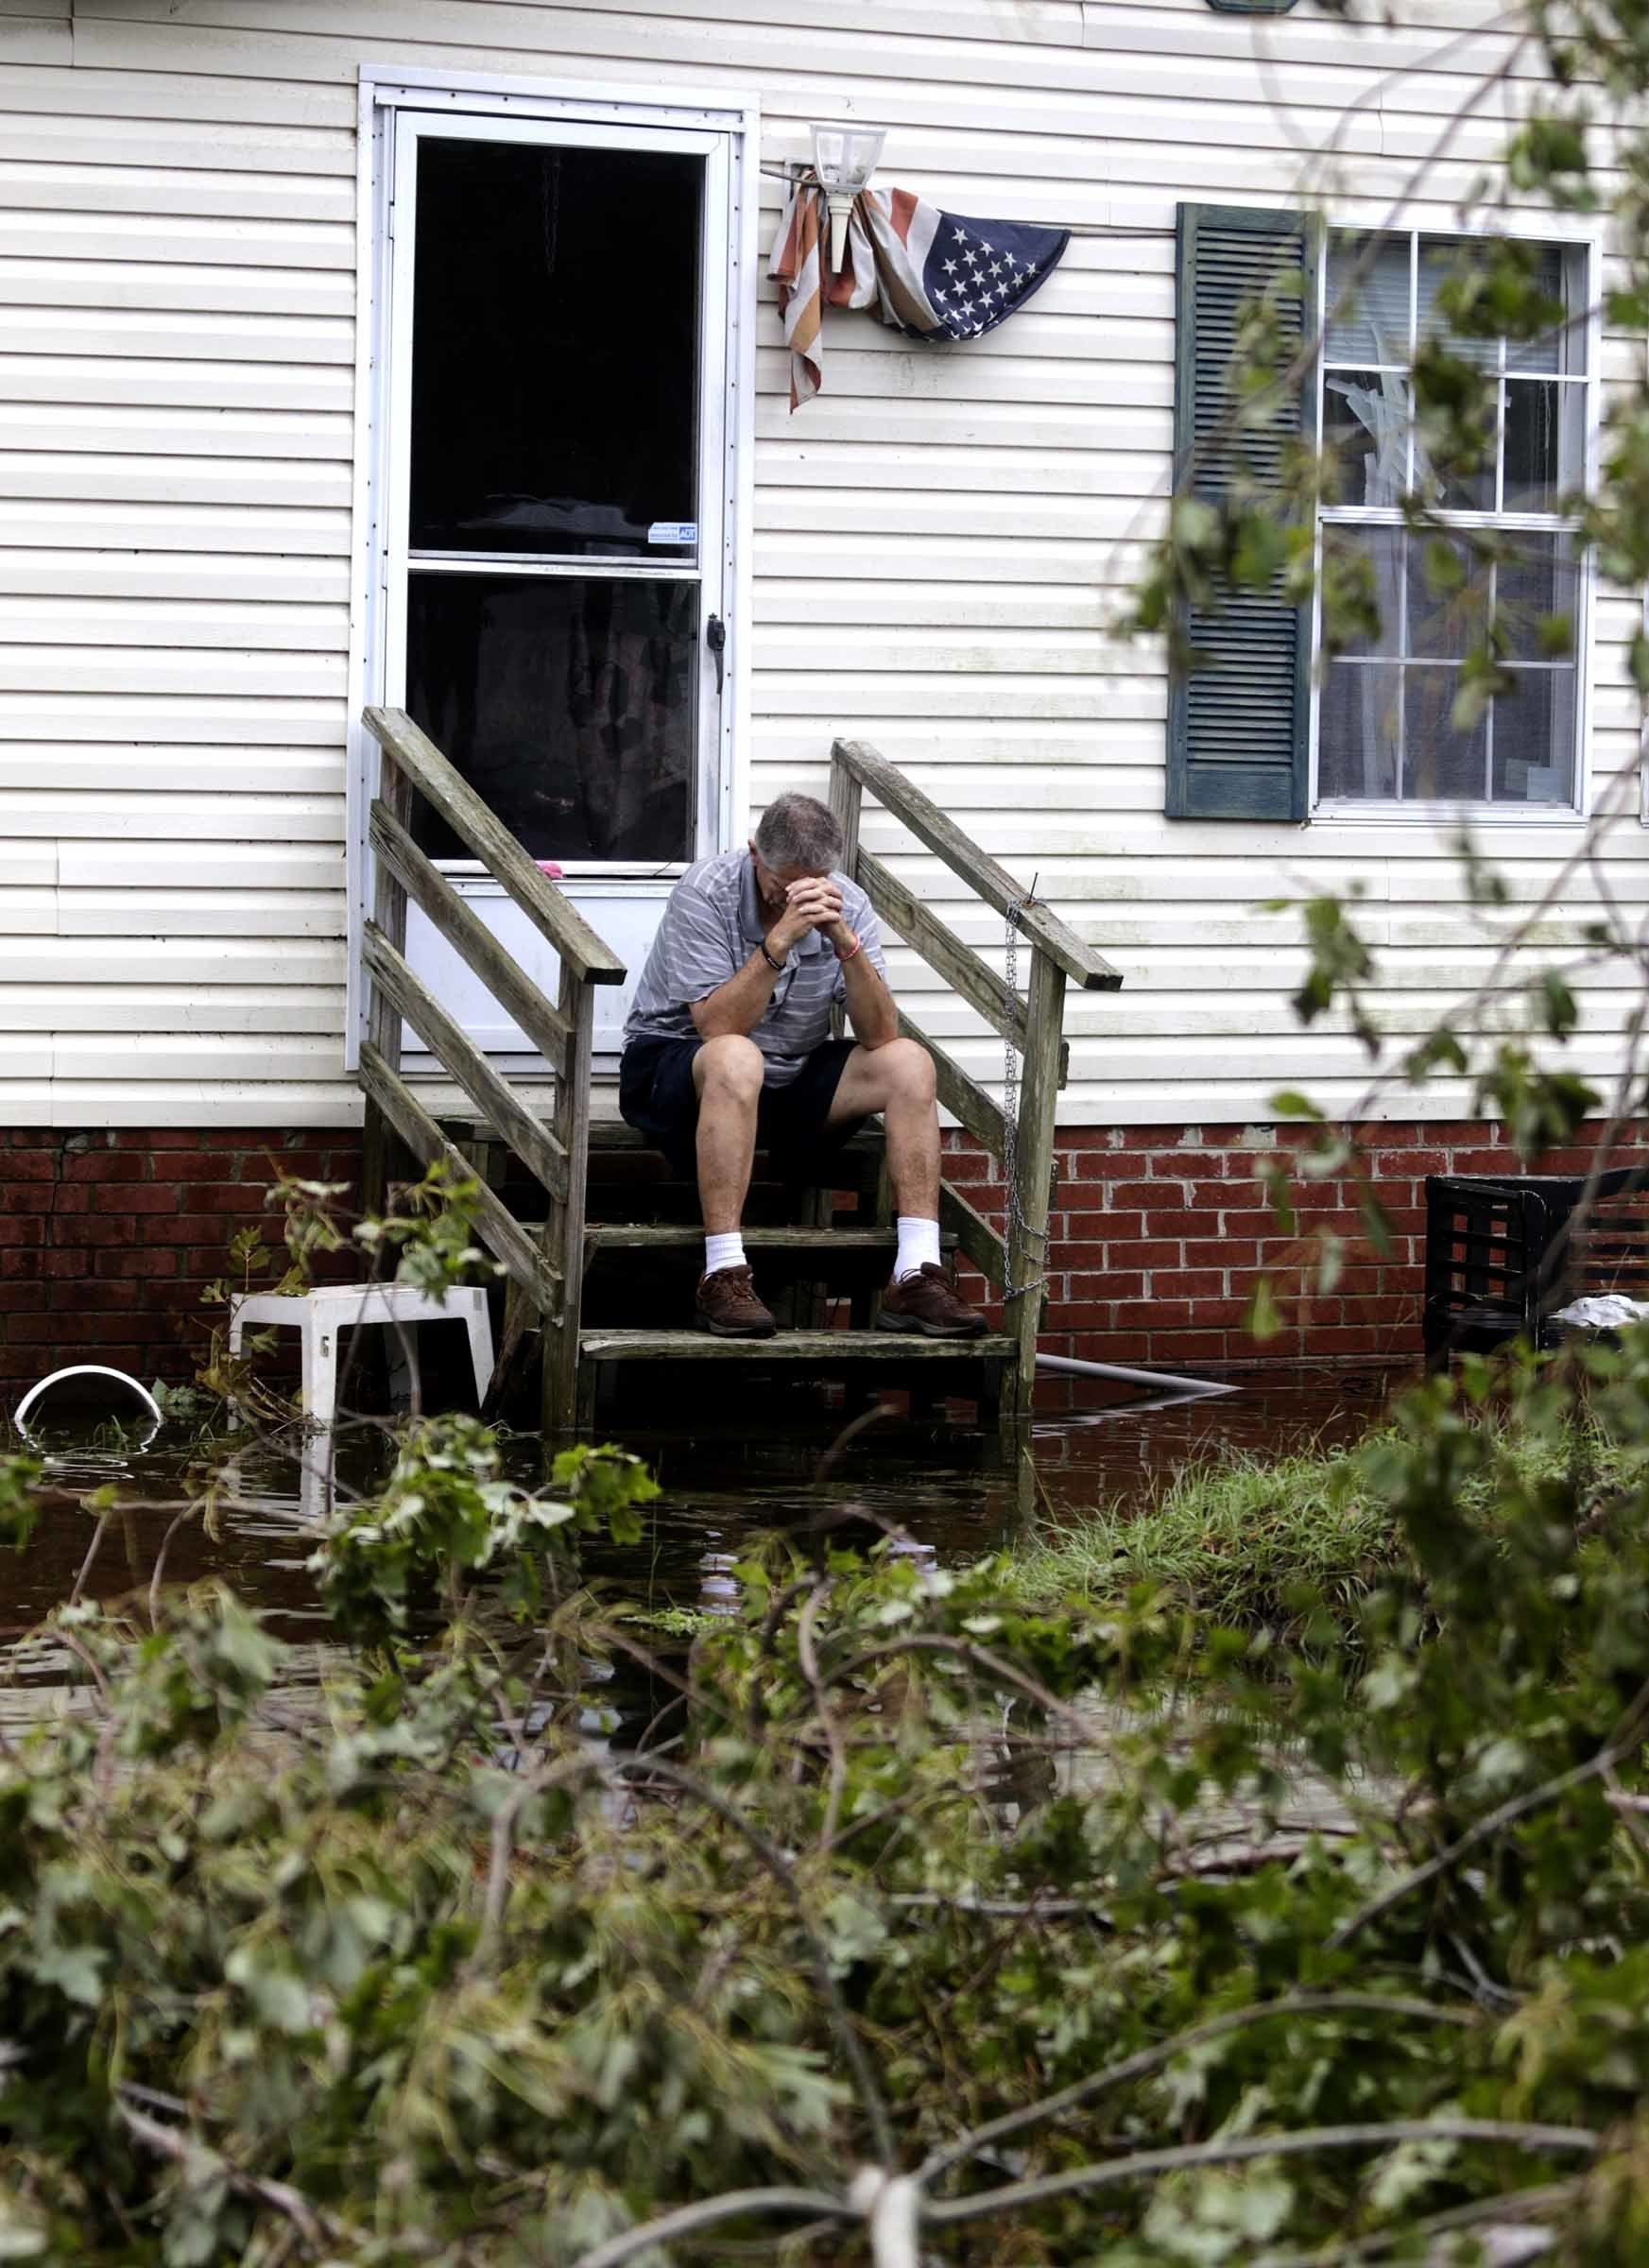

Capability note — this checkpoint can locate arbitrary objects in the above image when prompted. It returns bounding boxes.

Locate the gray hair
[754,792,843,874]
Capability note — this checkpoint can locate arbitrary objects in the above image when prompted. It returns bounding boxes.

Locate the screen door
[374,106,738,1060]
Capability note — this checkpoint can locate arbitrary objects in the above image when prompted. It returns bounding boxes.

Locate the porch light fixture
[810,122,886,272]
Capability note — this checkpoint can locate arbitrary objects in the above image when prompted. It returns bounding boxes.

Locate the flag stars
[1024,262,1038,277]
[988,262,1004,277]
[980,239,993,254]
[942,258,957,274]
[1005,251,1020,267]
[952,226,969,242]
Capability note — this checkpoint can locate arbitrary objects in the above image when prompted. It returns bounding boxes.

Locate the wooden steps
[358,714,1118,1435]
[575,1325,1012,1430]
[579,1329,1011,1361]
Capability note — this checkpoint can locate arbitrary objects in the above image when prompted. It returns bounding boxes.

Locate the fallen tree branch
[571,2184,852,2268]
[921,2118,1599,2228]
[1261,2177,1585,2265]
[115,2096,341,2255]
[920,1990,1481,2184]
[797,1579,849,1849]
[622,1752,895,2165]
[826,1632,1098,1744]
[1331,1675,1649,1949]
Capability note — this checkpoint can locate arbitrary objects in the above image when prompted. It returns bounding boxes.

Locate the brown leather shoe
[696,1264,777,1339]
[877,1263,988,1339]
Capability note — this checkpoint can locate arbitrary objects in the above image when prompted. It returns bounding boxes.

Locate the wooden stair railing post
[358,708,626,1431]
[362,747,413,1222]
[543,965,596,1435]
[1005,943,1065,1423]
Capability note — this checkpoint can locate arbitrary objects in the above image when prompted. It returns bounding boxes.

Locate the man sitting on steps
[619,791,988,1342]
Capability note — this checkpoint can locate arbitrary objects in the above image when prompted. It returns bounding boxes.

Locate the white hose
[1035,1350,1234,1399]
[13,1365,163,1439]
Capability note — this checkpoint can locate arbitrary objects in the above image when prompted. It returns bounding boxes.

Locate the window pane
[1407,532,1490,661]
[1326,232,1411,364]
[1503,379,1586,511]
[1416,390,1497,514]
[1404,666,1487,799]
[405,575,696,863]
[1496,531,1580,662]
[1492,668,1576,804]
[1322,524,1403,656]
[1324,369,1410,505]
[1417,237,1501,370]
[1506,244,1587,375]
[1319,661,1400,798]
[410,138,702,559]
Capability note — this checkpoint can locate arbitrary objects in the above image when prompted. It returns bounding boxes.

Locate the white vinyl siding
[0,0,1642,1127]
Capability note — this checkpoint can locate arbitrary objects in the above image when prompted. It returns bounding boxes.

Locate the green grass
[1006,1445,1402,1633]
[1005,1411,1641,1636]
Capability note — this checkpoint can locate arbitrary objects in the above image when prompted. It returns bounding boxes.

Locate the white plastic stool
[227,1282,494,1428]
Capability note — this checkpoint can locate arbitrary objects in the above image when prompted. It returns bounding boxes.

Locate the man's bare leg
[689,1035,776,1335]
[694,1033,764,1234]
[827,1036,939,1218]
[828,1039,984,1333]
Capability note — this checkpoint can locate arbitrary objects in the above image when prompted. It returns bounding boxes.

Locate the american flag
[768,183,1069,410]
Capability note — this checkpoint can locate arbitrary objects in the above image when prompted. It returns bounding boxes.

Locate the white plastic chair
[227,1283,494,1428]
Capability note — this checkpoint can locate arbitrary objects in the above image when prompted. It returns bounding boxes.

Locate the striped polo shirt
[623,848,887,1088]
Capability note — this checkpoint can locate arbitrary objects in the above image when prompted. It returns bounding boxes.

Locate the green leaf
[33,1944,107,2008]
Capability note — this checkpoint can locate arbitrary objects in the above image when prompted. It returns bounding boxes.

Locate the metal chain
[999,895,1047,1306]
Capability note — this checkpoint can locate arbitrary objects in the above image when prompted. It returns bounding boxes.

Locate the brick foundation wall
[2,1118,1643,1399]
[0,1130,364,1392]
[943,1118,1649,1377]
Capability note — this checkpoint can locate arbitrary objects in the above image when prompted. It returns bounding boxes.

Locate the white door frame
[345,65,760,1071]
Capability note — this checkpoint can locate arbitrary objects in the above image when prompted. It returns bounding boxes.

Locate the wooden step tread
[578,1328,1011,1362]
[583,1225,956,1252]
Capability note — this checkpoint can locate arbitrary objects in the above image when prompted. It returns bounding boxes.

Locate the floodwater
[1,1365,1405,1644]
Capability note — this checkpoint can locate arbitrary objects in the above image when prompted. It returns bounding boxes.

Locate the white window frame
[344,65,760,1069]
[1308,217,1603,825]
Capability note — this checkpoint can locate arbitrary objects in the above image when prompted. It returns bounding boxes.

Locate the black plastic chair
[1422,1167,1649,1370]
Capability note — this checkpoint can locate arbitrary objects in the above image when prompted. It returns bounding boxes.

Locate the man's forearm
[840,952,898,1048]
[691,949,781,1039]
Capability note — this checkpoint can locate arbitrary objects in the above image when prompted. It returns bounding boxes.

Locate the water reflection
[2,1366,1404,1644]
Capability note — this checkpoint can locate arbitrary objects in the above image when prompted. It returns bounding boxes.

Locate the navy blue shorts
[619,1036,864,1182]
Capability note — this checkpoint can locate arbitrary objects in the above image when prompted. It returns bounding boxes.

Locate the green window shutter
[1166,203,1315,822]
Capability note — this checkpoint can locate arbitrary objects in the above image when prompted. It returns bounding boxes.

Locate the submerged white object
[14,1364,163,1435]
[1551,1293,1649,1331]
[228,1282,494,1428]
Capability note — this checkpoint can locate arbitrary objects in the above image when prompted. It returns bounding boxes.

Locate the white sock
[705,1230,747,1277]
[895,1215,941,1282]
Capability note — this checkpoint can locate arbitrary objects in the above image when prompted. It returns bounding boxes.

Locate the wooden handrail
[369,800,574,1071]
[857,847,1068,1089]
[363,921,570,1203]
[364,707,627,987]
[833,736,1122,992]
[358,1041,563,1314]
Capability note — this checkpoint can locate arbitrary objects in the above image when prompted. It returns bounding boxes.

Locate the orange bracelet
[834,933,862,965]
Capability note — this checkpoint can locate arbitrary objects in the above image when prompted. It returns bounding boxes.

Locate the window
[1315,230,1591,812]
[390,123,726,869]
